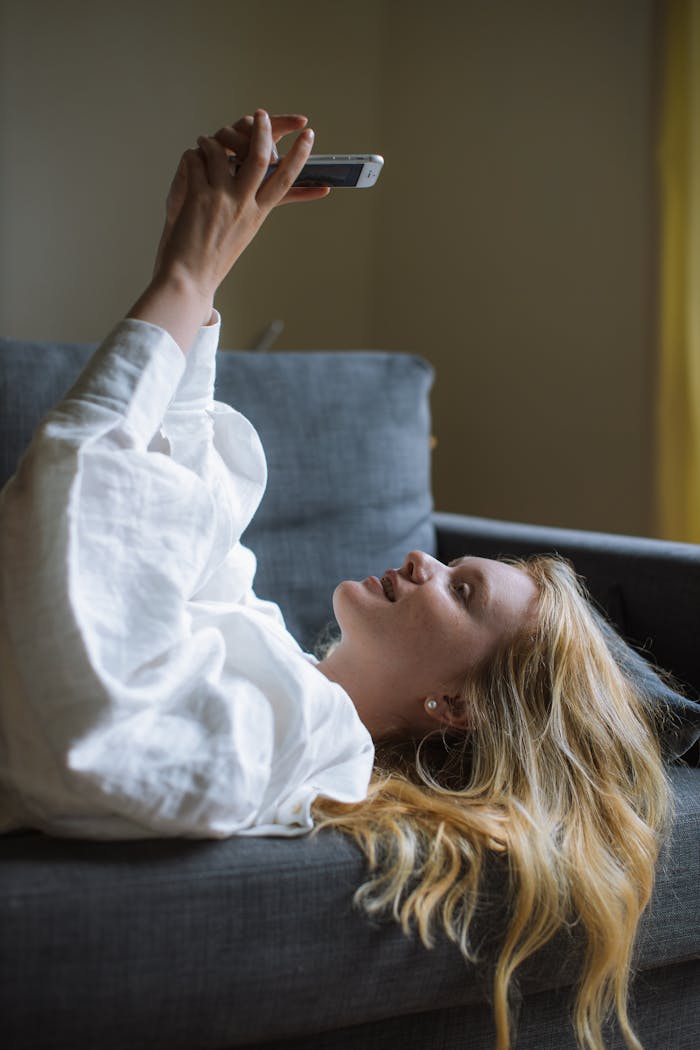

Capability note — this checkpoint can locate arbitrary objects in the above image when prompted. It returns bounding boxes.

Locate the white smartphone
[284,154,384,189]
[232,153,384,189]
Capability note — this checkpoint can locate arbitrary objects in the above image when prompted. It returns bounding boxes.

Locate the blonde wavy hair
[313,555,673,1050]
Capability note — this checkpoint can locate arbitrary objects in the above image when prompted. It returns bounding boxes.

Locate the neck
[316,644,407,743]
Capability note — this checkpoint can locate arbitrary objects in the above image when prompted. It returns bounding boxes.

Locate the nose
[400,550,440,584]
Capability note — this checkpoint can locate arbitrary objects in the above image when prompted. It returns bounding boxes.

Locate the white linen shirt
[0,314,374,839]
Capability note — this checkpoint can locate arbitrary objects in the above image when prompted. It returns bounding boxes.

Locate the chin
[332,577,360,601]
[332,579,371,635]
[331,579,351,622]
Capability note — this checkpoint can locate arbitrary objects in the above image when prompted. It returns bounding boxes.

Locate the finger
[232,113,307,135]
[196,134,230,187]
[232,114,306,140]
[217,115,255,161]
[235,109,274,196]
[276,186,331,206]
[268,116,308,162]
[216,125,279,167]
[233,114,254,132]
[213,126,254,158]
[269,114,308,142]
[215,114,306,163]
[256,127,315,209]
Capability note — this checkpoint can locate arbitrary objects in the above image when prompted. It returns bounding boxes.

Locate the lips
[380,572,397,602]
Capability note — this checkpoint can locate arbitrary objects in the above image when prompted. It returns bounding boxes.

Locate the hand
[132,109,328,354]
[153,111,328,282]
[213,112,330,205]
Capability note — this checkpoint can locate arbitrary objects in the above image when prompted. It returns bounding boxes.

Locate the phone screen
[231,157,373,188]
[292,163,364,188]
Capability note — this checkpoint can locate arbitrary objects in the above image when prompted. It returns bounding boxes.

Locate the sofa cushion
[217,350,436,650]
[1,764,697,1050]
[593,612,700,760]
[0,340,436,649]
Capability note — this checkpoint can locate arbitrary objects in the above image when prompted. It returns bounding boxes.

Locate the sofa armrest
[433,511,700,701]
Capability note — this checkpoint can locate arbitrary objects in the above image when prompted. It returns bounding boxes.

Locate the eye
[453,583,470,608]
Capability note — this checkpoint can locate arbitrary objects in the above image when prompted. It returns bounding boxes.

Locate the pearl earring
[425,698,438,712]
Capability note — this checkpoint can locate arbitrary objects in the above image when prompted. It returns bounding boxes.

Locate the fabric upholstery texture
[0,766,697,1049]
[219,350,436,651]
[0,339,698,1049]
[0,339,435,651]
[253,959,700,1050]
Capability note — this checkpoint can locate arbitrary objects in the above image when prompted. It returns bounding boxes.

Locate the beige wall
[0,0,658,536]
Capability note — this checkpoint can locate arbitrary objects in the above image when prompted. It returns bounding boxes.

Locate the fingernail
[303,129,314,143]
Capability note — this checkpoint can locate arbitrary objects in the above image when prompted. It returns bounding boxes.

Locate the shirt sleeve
[154,310,267,540]
[152,310,287,623]
[0,318,284,836]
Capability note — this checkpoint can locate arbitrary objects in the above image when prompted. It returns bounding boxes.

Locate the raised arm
[128,110,329,354]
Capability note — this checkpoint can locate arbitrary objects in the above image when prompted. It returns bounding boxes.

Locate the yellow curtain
[656,0,700,541]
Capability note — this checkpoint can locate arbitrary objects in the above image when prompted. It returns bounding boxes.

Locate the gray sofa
[0,337,698,1050]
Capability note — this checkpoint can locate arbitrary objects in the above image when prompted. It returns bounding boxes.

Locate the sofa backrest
[0,339,436,650]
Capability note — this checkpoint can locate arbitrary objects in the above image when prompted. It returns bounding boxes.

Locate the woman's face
[330,551,538,734]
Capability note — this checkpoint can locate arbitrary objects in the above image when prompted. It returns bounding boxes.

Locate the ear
[423,693,470,730]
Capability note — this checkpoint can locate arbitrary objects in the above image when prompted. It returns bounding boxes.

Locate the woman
[0,111,673,1050]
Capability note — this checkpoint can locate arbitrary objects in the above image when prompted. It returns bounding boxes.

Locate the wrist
[150,265,214,327]
[127,269,215,355]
